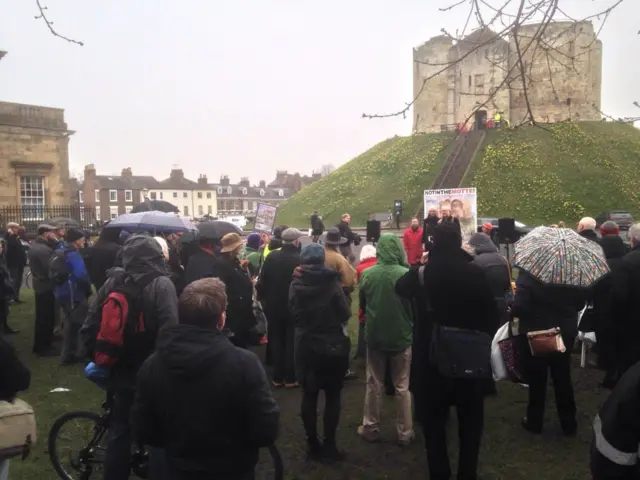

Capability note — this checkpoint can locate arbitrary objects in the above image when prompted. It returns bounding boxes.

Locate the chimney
[170,168,184,180]
[121,167,133,180]
[239,177,250,187]
[84,164,97,207]
[197,174,208,186]
[259,180,266,188]
[220,175,230,186]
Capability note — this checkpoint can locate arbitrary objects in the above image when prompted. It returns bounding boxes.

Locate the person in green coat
[357,233,415,445]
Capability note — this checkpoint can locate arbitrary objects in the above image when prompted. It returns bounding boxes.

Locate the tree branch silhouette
[34,0,84,46]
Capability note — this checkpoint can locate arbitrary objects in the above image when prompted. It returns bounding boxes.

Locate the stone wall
[0,101,71,205]
[413,21,603,132]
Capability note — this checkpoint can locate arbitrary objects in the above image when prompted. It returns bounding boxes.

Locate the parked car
[595,211,634,231]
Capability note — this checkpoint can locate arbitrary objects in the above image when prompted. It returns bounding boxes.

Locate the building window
[278,189,284,197]
[125,190,133,202]
[125,206,133,214]
[173,192,178,198]
[109,206,119,219]
[183,192,188,198]
[150,192,157,200]
[259,189,265,197]
[242,188,247,195]
[227,187,232,194]
[468,75,472,88]
[159,192,163,200]
[206,192,212,199]
[217,200,223,211]
[197,192,202,199]
[20,175,45,210]
[198,205,204,216]
[183,206,189,216]
[78,191,84,203]
[217,187,223,194]
[207,205,213,215]
[109,190,118,202]
[252,201,257,211]
[95,190,100,203]
[95,207,101,221]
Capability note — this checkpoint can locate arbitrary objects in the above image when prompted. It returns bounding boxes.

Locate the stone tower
[412,21,602,133]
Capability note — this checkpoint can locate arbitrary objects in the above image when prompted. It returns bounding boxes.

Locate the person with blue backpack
[50,228,92,366]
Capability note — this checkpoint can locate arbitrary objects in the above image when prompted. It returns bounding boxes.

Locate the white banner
[424,187,477,240]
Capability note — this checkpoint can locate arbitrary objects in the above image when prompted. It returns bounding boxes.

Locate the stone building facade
[413,21,603,133]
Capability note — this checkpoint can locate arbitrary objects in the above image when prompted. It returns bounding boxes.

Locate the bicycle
[49,402,284,480]
[24,269,33,289]
[48,401,148,480]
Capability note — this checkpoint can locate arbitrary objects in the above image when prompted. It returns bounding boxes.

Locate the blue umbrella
[104,211,196,233]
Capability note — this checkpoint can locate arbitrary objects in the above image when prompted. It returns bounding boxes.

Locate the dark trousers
[104,388,135,480]
[422,377,485,480]
[301,387,342,444]
[61,301,88,362]
[524,338,577,433]
[8,265,23,300]
[33,291,56,352]
[271,321,295,384]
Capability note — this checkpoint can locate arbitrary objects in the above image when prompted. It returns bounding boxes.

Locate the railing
[0,205,97,237]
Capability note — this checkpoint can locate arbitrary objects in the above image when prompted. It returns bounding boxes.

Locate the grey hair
[629,224,640,243]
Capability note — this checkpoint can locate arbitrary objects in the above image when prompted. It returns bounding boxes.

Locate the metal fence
[0,205,97,236]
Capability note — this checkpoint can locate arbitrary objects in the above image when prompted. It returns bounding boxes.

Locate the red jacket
[356,257,377,324]
[403,227,424,265]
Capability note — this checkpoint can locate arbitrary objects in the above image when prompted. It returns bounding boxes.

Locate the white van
[221,215,248,229]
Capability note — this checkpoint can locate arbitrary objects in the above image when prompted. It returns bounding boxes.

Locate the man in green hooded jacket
[357,233,415,445]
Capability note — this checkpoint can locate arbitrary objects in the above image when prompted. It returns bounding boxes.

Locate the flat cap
[282,228,303,242]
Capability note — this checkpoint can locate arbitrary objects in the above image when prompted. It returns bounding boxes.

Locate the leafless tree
[362,0,630,130]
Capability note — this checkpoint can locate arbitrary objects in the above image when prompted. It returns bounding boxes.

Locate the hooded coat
[132,324,279,480]
[289,265,351,387]
[359,234,413,352]
[356,256,377,324]
[468,233,512,324]
[81,236,179,387]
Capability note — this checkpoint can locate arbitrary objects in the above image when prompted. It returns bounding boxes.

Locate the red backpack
[94,272,160,369]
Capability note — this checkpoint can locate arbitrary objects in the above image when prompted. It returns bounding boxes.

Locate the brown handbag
[527,327,566,356]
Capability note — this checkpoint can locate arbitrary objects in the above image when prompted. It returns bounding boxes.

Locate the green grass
[275,134,454,227]
[278,121,640,229]
[9,288,607,480]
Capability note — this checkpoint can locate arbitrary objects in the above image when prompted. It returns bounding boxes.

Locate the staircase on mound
[417,130,486,218]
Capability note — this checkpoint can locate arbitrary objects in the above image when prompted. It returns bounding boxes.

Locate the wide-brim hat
[220,232,244,253]
[324,227,348,245]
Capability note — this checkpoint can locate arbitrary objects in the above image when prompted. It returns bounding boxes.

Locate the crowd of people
[1,211,640,479]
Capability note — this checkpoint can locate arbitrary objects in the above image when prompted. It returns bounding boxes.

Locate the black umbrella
[45,217,81,228]
[198,221,243,240]
[131,200,179,214]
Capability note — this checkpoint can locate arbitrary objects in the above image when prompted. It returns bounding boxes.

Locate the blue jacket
[54,246,91,304]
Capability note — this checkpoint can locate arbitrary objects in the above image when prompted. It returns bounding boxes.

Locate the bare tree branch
[363,0,626,127]
[34,0,84,46]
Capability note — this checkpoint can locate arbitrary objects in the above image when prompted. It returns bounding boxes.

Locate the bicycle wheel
[49,410,108,480]
[25,270,32,289]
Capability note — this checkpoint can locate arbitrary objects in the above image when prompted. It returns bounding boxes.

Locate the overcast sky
[1,0,637,184]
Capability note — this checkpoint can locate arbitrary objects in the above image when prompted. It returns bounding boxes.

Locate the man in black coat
[257,228,302,387]
[132,278,279,480]
[396,222,499,480]
[610,224,640,377]
[85,227,121,291]
[4,222,26,304]
[337,214,359,265]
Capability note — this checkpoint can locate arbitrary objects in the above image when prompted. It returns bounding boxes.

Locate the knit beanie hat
[246,233,261,250]
[300,243,325,265]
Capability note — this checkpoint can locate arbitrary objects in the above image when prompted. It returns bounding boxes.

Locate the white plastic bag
[491,322,510,381]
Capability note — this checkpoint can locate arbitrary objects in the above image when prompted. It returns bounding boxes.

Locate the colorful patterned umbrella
[513,226,609,288]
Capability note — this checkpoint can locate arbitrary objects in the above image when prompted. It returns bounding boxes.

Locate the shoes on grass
[357,425,380,443]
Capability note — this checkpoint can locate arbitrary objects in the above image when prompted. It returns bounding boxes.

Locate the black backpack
[94,272,160,369]
[49,248,71,286]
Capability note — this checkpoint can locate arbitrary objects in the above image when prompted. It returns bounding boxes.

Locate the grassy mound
[276,134,452,227]
[278,121,640,228]
[464,121,640,226]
